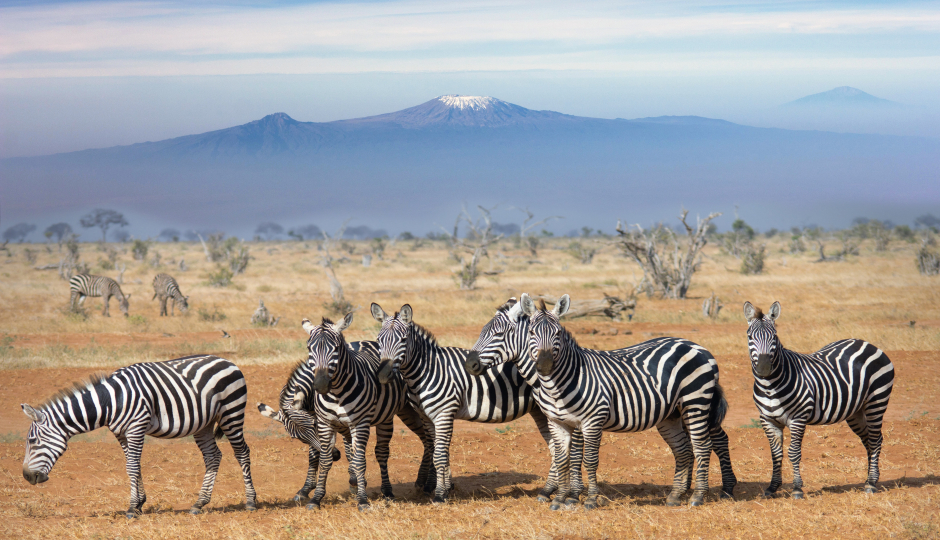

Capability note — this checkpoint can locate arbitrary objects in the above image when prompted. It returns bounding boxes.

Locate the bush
[207,265,234,287]
[131,239,150,261]
[198,306,227,322]
[917,245,940,276]
[741,244,766,274]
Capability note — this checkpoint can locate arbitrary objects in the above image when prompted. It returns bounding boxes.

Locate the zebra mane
[410,321,439,347]
[39,372,109,409]
[321,316,334,325]
[279,359,309,406]
[537,299,548,312]
[752,306,765,319]
[496,298,517,312]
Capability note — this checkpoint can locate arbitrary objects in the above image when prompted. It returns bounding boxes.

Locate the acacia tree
[615,209,721,299]
[44,223,73,248]
[80,209,128,243]
[3,223,36,243]
[255,222,284,241]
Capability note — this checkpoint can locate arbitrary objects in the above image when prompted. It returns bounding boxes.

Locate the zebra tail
[708,382,729,428]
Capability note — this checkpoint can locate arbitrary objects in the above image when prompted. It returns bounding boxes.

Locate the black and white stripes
[152,273,188,316]
[69,273,130,317]
[21,355,256,518]
[744,301,894,498]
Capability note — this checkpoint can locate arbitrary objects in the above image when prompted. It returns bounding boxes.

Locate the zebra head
[302,312,354,395]
[176,296,190,314]
[119,293,131,317]
[21,404,69,485]
[371,302,413,384]
[257,401,317,446]
[520,293,571,376]
[466,298,526,376]
[744,301,782,378]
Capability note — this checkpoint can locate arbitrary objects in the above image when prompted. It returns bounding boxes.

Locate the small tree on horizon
[80,209,128,243]
[255,222,284,241]
[3,223,37,243]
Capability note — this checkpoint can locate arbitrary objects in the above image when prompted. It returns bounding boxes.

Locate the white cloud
[1,0,939,77]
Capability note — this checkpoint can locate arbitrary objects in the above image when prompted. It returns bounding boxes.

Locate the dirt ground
[1,238,939,538]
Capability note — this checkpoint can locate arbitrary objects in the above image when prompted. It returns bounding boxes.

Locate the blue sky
[1,0,939,157]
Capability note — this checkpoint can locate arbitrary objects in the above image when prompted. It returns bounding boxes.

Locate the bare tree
[702,292,723,319]
[615,209,721,299]
[512,207,562,258]
[80,209,128,243]
[441,204,503,290]
[321,220,353,313]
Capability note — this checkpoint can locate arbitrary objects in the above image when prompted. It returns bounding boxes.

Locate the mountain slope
[784,87,900,108]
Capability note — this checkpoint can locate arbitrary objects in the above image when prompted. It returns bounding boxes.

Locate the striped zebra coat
[152,273,188,316]
[744,301,894,498]
[258,339,433,505]
[512,293,734,509]
[21,355,256,518]
[69,273,130,317]
[371,302,582,504]
[298,313,434,511]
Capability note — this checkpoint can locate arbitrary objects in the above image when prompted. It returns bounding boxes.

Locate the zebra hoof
[245,503,257,512]
[357,503,371,512]
[719,489,734,500]
[382,491,395,501]
[536,494,551,503]
[689,498,704,507]
[583,500,598,510]
[791,491,804,500]
[549,502,563,511]
[432,495,446,505]
[188,507,202,515]
[864,486,876,494]
[762,489,777,499]
[292,494,307,503]
[305,502,320,511]
[126,510,141,519]
[665,496,682,507]
[565,497,579,507]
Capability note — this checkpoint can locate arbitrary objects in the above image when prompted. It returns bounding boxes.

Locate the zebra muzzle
[312,372,331,394]
[464,351,483,376]
[536,350,554,376]
[23,469,48,485]
[755,354,773,377]
[376,360,395,384]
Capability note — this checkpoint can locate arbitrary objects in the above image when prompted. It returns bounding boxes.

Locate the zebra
[152,273,188,316]
[69,273,131,317]
[21,355,257,518]
[371,302,584,505]
[504,293,734,509]
[298,313,435,511]
[466,297,737,508]
[744,301,894,498]
[258,339,434,505]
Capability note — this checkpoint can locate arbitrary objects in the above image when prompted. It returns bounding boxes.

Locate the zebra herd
[21,296,894,518]
[67,272,188,317]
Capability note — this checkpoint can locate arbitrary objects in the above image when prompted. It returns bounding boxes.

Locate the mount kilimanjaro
[1,95,936,233]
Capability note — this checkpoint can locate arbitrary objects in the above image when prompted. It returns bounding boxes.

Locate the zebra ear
[291,391,305,411]
[743,302,758,323]
[126,294,131,300]
[399,304,413,324]
[552,294,571,318]
[334,312,354,333]
[257,403,284,423]
[301,318,316,334]
[768,301,781,321]
[371,303,387,323]
[520,293,536,317]
[507,300,523,323]
[21,404,43,423]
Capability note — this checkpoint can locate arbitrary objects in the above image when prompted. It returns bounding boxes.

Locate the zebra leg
[570,428,585,498]
[69,290,79,311]
[547,421,573,511]
[431,414,457,504]
[221,420,257,511]
[375,419,395,499]
[684,410,713,506]
[657,418,693,506]
[863,404,887,494]
[102,292,111,316]
[342,431,357,491]
[396,406,435,493]
[159,296,168,316]
[710,425,737,499]
[191,427,223,514]
[530,407,559,502]
[295,445,320,501]
[349,423,372,510]
[116,433,147,517]
[581,424,604,510]
[786,421,807,499]
[308,428,336,510]
[760,417,785,498]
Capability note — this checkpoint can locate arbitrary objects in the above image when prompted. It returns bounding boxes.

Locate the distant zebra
[467,297,737,508]
[298,313,435,511]
[744,301,894,498]
[69,274,131,317]
[258,339,432,504]
[21,355,257,518]
[371,302,584,504]
[152,273,188,316]
[506,293,734,508]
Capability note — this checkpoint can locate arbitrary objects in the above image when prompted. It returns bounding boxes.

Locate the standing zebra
[69,273,131,317]
[371,302,584,505]
[152,273,188,316]
[509,293,734,508]
[467,296,737,508]
[298,313,435,511]
[21,355,257,518]
[258,339,434,505]
[744,301,894,498]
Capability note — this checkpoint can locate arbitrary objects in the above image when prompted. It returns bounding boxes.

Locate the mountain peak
[437,95,500,111]
[785,87,898,108]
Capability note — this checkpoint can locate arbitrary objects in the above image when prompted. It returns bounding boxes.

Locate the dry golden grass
[1,235,939,539]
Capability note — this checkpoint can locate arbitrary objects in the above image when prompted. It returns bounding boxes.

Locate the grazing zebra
[152,273,188,316]
[466,297,737,508]
[371,302,584,504]
[69,273,131,317]
[21,355,257,518]
[258,339,433,504]
[507,293,734,509]
[298,313,435,511]
[744,301,894,498]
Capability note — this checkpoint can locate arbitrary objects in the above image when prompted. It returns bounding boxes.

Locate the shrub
[131,239,149,261]
[207,265,234,287]
[198,307,227,322]
[741,244,766,274]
